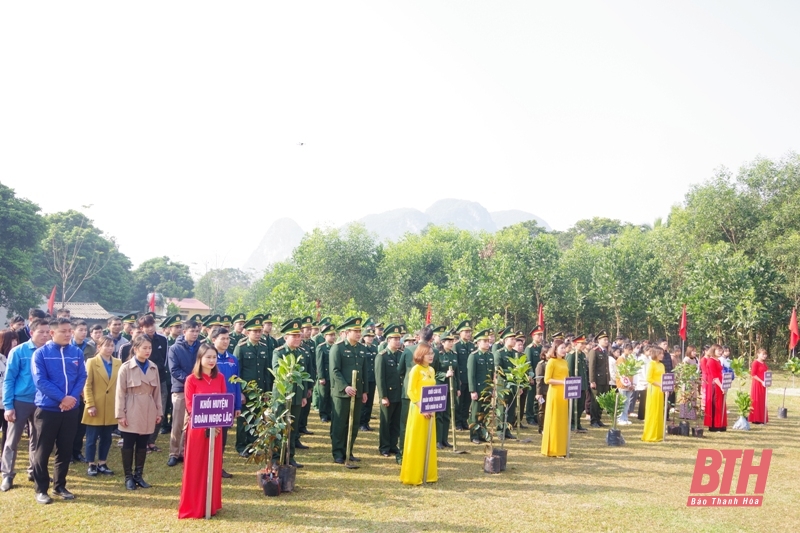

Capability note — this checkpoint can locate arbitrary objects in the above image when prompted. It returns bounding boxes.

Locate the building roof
[63,302,114,320]
[164,297,211,311]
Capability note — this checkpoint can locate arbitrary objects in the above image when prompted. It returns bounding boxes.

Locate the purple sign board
[661,373,675,393]
[420,385,449,414]
[190,393,235,429]
[564,377,583,400]
[722,373,733,391]
[764,371,772,387]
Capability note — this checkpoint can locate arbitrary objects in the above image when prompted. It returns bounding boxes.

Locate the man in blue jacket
[1,318,50,492]
[167,319,201,467]
[31,318,87,504]
[209,326,242,478]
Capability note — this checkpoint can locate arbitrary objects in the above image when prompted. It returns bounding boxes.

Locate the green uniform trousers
[316,381,332,421]
[378,400,401,454]
[359,381,376,427]
[330,395,363,461]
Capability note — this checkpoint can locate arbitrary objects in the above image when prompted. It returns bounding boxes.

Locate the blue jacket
[168,335,200,393]
[216,350,242,412]
[3,340,39,410]
[32,341,87,412]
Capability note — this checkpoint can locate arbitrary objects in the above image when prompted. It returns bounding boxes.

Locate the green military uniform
[375,324,403,455]
[395,327,416,463]
[315,324,336,422]
[433,331,460,447]
[312,316,332,347]
[565,335,589,431]
[534,356,549,433]
[453,320,475,430]
[467,329,495,442]
[298,315,317,436]
[359,329,378,430]
[228,313,247,350]
[272,319,308,465]
[121,313,137,341]
[329,317,367,464]
[159,314,182,431]
[523,326,544,424]
[494,329,518,436]
[233,317,271,454]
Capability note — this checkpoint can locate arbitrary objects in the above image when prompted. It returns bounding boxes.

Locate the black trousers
[360,381,376,426]
[33,407,80,494]
[589,384,611,424]
[72,399,86,457]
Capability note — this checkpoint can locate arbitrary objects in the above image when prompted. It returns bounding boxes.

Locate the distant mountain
[360,208,430,241]
[425,199,496,232]
[491,209,552,231]
[242,218,305,272]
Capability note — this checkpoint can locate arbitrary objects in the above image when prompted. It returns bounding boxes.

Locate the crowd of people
[0,306,773,518]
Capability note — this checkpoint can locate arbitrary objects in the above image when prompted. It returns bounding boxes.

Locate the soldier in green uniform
[121,313,137,341]
[372,322,384,348]
[468,329,495,444]
[298,316,316,441]
[433,330,460,449]
[359,328,378,432]
[453,320,475,431]
[493,326,511,356]
[315,324,336,422]
[524,325,544,425]
[228,313,247,349]
[565,335,589,432]
[313,316,332,347]
[272,319,308,468]
[259,314,279,386]
[233,317,271,455]
[375,324,404,457]
[396,326,416,464]
[328,317,368,465]
[494,328,518,439]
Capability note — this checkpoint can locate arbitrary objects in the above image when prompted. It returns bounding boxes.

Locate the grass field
[2,373,799,533]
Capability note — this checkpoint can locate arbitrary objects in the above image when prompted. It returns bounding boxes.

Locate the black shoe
[518,422,527,429]
[72,453,87,464]
[381,452,391,457]
[87,464,98,477]
[320,417,330,423]
[597,421,606,427]
[125,476,136,490]
[36,492,53,504]
[359,425,369,431]
[53,488,75,500]
[442,442,453,448]
[436,443,445,450]
[389,447,400,454]
[159,427,170,434]
[334,458,345,464]
[289,459,304,469]
[504,430,516,440]
[28,473,34,482]
[349,455,361,462]
[526,419,537,426]
[590,422,601,428]
[221,469,232,479]
[167,456,180,467]
[97,464,114,475]
[299,428,314,435]
[239,450,251,458]
[538,429,542,434]
[295,442,309,450]
[133,471,151,489]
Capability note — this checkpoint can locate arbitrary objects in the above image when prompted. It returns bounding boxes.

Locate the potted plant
[595,390,625,446]
[615,354,643,427]
[674,363,700,437]
[730,356,752,430]
[498,354,532,441]
[229,376,288,497]
[478,373,510,474]
[271,352,312,493]
[780,358,800,418]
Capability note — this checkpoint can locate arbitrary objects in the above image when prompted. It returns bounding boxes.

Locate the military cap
[363,317,375,328]
[262,313,273,323]
[384,323,403,338]
[399,324,409,335]
[430,325,447,335]
[442,330,456,342]
[474,328,493,342]
[200,315,211,324]
[243,317,264,331]
[515,330,526,340]
[203,314,223,327]
[122,313,138,323]
[573,334,587,344]
[362,327,376,337]
[160,314,182,328]
[339,316,363,331]
[232,313,247,324]
[221,315,232,327]
[402,334,416,344]
[300,316,313,328]
[320,324,336,335]
[455,320,473,332]
[529,325,544,336]
[498,326,514,340]
[594,330,609,342]
[374,322,385,329]
[318,316,332,326]
[187,314,204,325]
[280,319,303,335]
[278,318,297,331]
[551,331,565,341]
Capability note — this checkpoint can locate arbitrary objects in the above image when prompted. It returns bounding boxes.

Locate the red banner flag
[149,292,156,313]
[537,303,545,330]
[679,304,688,341]
[425,303,432,326]
[789,307,800,351]
[47,285,57,315]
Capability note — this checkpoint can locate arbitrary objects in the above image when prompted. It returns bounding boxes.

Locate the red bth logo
[688,449,771,507]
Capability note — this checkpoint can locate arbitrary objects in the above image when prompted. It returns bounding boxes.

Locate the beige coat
[115,358,162,435]
[82,355,122,426]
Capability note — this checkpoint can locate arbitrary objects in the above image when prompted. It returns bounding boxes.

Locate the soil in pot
[679,421,691,436]
[259,472,281,497]
[278,465,297,493]
[606,429,625,446]
[492,449,508,472]
[778,408,788,419]
[483,455,501,474]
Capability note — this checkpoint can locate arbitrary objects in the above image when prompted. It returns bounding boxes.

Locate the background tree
[195,268,252,314]
[129,256,194,311]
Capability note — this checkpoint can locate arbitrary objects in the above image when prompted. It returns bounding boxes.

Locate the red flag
[679,304,688,341]
[789,307,800,351]
[149,292,156,313]
[537,303,545,330]
[47,285,57,315]
[425,303,432,326]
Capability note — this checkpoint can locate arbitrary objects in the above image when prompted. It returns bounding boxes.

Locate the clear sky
[2,1,798,274]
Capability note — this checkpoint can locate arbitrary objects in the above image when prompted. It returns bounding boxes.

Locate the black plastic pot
[278,465,296,493]
[483,455,501,474]
[259,472,281,497]
[778,408,788,419]
[679,421,691,437]
[691,427,704,438]
[492,449,508,472]
[606,428,625,446]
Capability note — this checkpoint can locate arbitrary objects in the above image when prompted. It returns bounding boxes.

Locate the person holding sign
[179,344,226,519]
[115,335,162,490]
[399,339,438,485]
[541,343,569,457]
[641,347,665,442]
[703,345,727,432]
[748,348,769,424]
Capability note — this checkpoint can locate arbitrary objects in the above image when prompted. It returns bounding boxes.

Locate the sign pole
[663,388,669,441]
[764,371,771,425]
[423,416,434,484]
[567,398,573,458]
[205,428,215,519]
